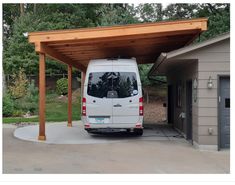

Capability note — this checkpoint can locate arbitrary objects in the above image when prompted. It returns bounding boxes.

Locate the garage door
[219,76,230,149]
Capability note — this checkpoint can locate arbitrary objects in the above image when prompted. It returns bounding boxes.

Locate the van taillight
[82,97,86,116]
[139,97,143,116]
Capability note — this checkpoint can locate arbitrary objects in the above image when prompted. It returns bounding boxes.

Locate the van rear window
[87,72,138,98]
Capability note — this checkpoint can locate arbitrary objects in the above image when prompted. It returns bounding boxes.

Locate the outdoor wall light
[193,78,198,89]
[207,76,213,89]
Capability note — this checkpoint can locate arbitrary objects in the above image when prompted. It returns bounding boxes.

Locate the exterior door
[112,66,139,124]
[219,76,230,149]
[186,81,193,141]
[167,85,174,124]
[86,69,113,124]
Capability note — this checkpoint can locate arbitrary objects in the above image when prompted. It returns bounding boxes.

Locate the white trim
[193,141,218,151]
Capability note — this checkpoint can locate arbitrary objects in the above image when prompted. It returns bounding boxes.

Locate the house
[148,32,230,150]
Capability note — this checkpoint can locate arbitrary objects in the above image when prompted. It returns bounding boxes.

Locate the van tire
[134,129,143,136]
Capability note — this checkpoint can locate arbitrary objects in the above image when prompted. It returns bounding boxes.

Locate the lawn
[3,93,81,123]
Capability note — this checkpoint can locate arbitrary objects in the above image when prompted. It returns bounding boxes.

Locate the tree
[135,4,163,22]
[2,3,230,81]
[163,4,198,20]
[163,3,230,41]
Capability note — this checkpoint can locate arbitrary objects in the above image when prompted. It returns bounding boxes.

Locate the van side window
[87,72,138,98]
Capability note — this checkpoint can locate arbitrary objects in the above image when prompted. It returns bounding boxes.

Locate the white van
[82,58,143,135]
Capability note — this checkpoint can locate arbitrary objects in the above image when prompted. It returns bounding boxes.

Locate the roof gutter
[148,53,167,78]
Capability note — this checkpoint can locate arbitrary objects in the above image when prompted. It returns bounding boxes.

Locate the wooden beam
[35,42,86,72]
[53,36,192,53]
[67,65,72,127]
[38,53,46,141]
[47,33,195,48]
[29,18,208,43]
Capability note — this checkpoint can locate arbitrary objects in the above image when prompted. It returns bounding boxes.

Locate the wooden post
[38,53,46,141]
[68,65,72,127]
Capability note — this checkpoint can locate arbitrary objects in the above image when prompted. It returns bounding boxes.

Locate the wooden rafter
[35,42,86,72]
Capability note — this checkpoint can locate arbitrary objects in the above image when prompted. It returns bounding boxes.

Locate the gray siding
[166,38,230,147]
[197,39,229,146]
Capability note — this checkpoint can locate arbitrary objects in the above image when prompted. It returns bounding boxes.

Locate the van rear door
[112,68,140,124]
[86,70,113,124]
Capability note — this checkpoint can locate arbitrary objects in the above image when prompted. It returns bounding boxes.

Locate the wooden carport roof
[29,18,207,72]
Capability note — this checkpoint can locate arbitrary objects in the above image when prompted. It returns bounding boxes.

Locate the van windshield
[87,72,138,98]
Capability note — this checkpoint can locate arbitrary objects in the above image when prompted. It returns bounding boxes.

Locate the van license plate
[95,118,104,123]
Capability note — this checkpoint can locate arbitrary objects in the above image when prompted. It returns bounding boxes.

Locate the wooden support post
[38,53,46,141]
[68,65,72,127]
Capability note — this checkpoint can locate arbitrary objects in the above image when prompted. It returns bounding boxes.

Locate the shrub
[20,101,38,114]
[3,94,14,117]
[12,110,24,117]
[9,68,28,99]
[56,78,68,95]
[26,80,39,102]
[19,80,39,114]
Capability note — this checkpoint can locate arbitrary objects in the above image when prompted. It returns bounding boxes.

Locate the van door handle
[113,104,122,107]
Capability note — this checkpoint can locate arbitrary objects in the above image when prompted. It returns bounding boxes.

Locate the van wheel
[134,129,143,136]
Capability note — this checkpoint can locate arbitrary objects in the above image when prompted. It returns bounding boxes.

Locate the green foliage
[97,4,139,26]
[3,93,81,123]
[136,4,163,22]
[163,3,230,41]
[138,64,153,86]
[3,93,14,117]
[3,3,230,83]
[56,78,68,95]
[21,80,39,113]
[12,110,24,117]
[26,80,39,101]
[196,4,230,42]
[9,69,28,99]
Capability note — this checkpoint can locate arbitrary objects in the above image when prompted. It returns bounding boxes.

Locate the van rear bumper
[84,123,142,129]
[84,123,143,133]
[85,127,143,133]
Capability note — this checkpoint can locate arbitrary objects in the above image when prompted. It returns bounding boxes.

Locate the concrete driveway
[3,122,230,174]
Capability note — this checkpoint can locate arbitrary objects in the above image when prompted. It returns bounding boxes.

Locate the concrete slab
[13,121,185,144]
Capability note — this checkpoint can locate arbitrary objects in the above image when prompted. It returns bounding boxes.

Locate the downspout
[148,53,168,83]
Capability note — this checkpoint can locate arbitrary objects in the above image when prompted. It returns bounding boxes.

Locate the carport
[28,18,207,141]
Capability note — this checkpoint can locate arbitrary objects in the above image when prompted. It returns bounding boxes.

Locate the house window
[225,98,230,108]
[176,85,182,107]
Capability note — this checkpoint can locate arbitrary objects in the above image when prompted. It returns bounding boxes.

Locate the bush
[12,110,24,117]
[3,94,14,116]
[56,78,68,95]
[19,80,39,114]
[9,68,28,99]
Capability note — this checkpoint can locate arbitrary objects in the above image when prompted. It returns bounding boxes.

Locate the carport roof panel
[29,18,207,70]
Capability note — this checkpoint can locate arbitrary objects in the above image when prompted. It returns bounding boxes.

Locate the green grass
[3,94,81,123]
